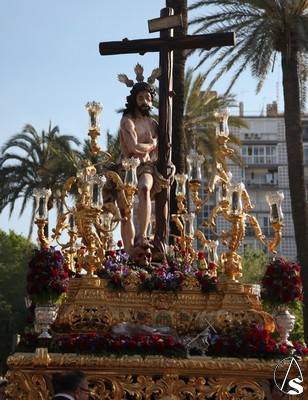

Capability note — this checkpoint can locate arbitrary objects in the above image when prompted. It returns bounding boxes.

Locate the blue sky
[0,0,286,240]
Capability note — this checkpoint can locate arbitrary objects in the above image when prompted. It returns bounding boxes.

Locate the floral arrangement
[19,324,308,360]
[51,331,186,358]
[26,246,70,305]
[195,254,220,293]
[98,241,221,294]
[207,324,308,359]
[261,258,303,307]
[138,260,187,293]
[97,241,131,291]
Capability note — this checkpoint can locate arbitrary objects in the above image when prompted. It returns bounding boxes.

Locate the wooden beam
[99,32,235,56]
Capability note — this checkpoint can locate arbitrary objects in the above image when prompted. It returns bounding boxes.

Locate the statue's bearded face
[135,90,152,116]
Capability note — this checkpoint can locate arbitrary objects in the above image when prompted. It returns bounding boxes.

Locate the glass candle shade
[182,212,195,238]
[122,157,140,186]
[85,101,103,131]
[175,173,188,196]
[100,212,113,231]
[265,191,284,223]
[33,188,52,220]
[187,152,204,182]
[208,240,219,264]
[68,211,78,232]
[90,175,106,209]
[228,182,245,215]
[213,107,230,136]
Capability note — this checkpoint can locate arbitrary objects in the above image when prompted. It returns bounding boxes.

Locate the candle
[231,191,239,213]
[92,183,99,204]
[38,197,44,218]
[90,112,96,128]
[69,213,75,230]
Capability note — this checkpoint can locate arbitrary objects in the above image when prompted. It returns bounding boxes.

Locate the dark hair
[123,82,156,117]
[52,370,86,393]
[0,380,7,388]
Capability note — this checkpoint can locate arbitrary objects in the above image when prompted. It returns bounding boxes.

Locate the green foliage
[0,230,34,373]
[240,247,268,284]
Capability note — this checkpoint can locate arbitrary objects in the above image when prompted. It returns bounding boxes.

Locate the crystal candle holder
[265,191,284,223]
[90,175,106,209]
[213,107,230,136]
[85,101,103,131]
[182,212,195,238]
[175,173,188,196]
[208,240,219,264]
[122,157,140,186]
[187,152,204,182]
[228,182,245,215]
[33,188,52,220]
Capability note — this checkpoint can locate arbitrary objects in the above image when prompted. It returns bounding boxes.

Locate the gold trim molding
[53,277,274,335]
[6,352,308,399]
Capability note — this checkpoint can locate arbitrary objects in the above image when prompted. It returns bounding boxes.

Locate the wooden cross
[99,7,235,252]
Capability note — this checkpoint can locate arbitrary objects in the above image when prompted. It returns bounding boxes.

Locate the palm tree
[0,123,82,238]
[183,67,245,174]
[189,0,308,342]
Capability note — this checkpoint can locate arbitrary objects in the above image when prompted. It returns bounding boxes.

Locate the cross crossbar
[99,32,235,56]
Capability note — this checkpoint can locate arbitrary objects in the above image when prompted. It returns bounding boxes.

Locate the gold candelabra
[33,101,139,276]
[173,108,285,282]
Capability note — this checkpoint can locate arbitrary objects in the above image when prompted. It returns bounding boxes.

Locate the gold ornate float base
[6,277,308,399]
[6,351,308,399]
[53,276,274,335]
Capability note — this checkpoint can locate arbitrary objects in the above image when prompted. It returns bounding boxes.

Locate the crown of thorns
[118,63,161,87]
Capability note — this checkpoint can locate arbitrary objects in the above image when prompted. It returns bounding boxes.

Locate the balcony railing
[245,178,278,187]
[242,156,277,165]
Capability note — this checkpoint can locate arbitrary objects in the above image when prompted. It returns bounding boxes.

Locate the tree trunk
[166,0,188,239]
[281,50,308,343]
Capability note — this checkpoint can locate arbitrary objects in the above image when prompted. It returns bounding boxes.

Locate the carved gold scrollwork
[202,378,265,400]
[70,305,113,331]
[6,354,308,399]
[6,370,53,400]
[209,309,275,332]
[146,374,196,399]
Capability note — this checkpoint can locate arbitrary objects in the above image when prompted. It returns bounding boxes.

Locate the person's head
[0,378,7,400]
[123,82,156,117]
[52,370,89,399]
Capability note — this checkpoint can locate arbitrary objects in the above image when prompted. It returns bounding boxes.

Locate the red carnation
[110,250,117,258]
[198,252,205,259]
[208,262,216,270]
[195,270,203,279]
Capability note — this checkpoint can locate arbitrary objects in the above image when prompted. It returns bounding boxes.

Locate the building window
[242,145,277,164]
